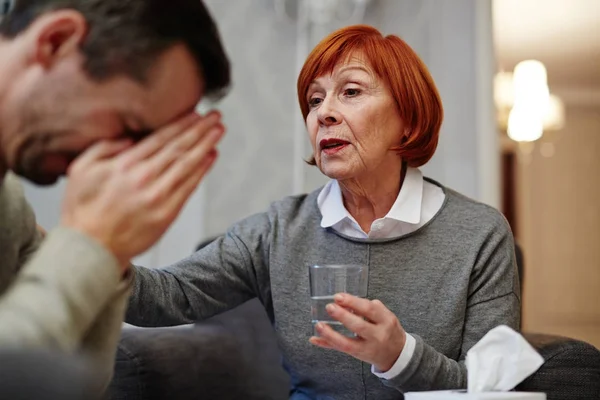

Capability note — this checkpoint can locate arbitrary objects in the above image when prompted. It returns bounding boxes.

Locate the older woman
[126,25,519,398]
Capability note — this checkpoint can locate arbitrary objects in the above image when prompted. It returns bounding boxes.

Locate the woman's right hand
[60,111,224,271]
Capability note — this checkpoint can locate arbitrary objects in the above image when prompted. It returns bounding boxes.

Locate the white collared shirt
[317,167,445,380]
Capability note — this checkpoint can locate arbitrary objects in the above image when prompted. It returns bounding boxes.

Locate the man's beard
[14,159,61,186]
[13,139,75,186]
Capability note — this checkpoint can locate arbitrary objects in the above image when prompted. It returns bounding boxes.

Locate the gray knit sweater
[0,172,132,393]
[127,180,520,399]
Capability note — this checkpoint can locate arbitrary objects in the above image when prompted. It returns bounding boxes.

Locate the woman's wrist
[374,328,407,372]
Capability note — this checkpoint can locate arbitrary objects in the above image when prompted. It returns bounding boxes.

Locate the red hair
[297,25,443,167]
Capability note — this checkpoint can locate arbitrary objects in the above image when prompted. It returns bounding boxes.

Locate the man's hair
[0,0,231,98]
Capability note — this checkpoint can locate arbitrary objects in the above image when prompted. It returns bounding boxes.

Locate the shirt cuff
[371,333,416,380]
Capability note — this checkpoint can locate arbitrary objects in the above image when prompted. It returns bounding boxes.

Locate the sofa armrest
[516,332,600,400]
[108,325,255,400]
[0,349,98,400]
[108,299,290,400]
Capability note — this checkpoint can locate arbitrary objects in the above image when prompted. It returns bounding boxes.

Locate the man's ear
[33,10,87,68]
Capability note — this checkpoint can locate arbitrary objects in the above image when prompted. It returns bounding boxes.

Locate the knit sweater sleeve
[0,173,126,352]
[0,227,125,351]
[0,174,133,395]
[126,211,272,327]
[381,211,521,392]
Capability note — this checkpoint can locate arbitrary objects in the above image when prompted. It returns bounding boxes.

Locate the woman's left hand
[309,293,406,372]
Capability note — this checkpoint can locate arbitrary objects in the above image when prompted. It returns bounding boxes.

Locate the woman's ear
[401,128,410,143]
[390,130,409,153]
[32,10,87,69]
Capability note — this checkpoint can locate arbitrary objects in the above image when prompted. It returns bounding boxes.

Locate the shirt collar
[317,178,349,228]
[385,167,423,224]
[317,167,424,228]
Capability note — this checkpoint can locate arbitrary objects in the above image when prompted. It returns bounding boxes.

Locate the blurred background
[22,0,599,346]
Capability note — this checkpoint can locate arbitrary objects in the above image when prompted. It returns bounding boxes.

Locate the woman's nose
[317,98,342,126]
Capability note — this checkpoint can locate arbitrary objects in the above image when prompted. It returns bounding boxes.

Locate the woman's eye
[308,97,323,108]
[345,88,361,97]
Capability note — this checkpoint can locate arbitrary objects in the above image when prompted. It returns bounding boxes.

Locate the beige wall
[516,104,600,347]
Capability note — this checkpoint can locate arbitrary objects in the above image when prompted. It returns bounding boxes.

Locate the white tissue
[405,325,546,399]
[466,325,544,393]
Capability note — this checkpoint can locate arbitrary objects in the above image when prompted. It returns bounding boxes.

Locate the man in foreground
[0,0,230,395]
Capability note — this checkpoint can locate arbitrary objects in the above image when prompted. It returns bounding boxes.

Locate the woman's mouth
[320,139,350,156]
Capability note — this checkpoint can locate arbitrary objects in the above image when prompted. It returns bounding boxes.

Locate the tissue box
[405,390,546,399]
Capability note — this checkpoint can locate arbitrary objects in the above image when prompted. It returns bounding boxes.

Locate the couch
[109,298,290,400]
[108,296,600,400]
[108,240,600,399]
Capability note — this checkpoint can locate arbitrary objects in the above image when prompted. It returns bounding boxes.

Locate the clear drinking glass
[309,264,369,337]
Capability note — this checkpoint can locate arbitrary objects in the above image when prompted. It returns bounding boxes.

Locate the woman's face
[305,56,404,181]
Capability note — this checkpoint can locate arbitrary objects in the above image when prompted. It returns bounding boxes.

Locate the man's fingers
[152,148,219,222]
[119,111,221,167]
[138,121,224,181]
[151,124,224,193]
[334,294,389,324]
[118,113,200,167]
[69,139,133,174]
[170,148,218,204]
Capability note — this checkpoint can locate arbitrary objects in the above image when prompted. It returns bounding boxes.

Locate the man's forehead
[137,44,204,129]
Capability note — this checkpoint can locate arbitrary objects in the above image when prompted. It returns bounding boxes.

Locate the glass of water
[309,264,368,337]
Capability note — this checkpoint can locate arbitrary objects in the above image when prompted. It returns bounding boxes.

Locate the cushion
[108,298,289,400]
[517,333,600,400]
[0,349,97,400]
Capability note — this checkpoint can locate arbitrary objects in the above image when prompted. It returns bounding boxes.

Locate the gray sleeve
[80,273,132,394]
[126,212,272,327]
[17,199,44,268]
[0,176,128,388]
[0,228,124,351]
[382,213,521,392]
